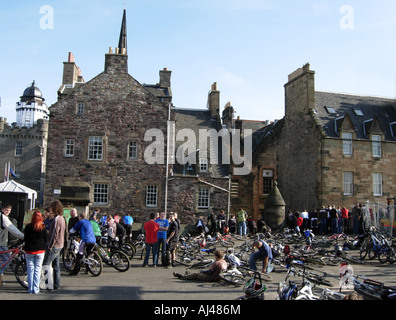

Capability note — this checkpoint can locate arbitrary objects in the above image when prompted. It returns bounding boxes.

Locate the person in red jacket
[142,212,159,267]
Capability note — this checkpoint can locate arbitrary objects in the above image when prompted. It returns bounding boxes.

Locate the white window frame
[373,173,383,196]
[88,136,103,161]
[342,132,353,156]
[199,158,208,172]
[93,183,108,205]
[372,135,382,158]
[77,102,84,115]
[343,172,354,196]
[128,141,138,159]
[15,141,23,157]
[146,185,158,207]
[64,139,75,157]
[198,187,210,209]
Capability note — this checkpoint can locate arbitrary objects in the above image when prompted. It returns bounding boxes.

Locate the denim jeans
[26,252,45,294]
[43,247,62,289]
[143,242,158,266]
[238,222,247,236]
[320,218,327,235]
[249,251,273,273]
[155,238,167,265]
[0,246,11,275]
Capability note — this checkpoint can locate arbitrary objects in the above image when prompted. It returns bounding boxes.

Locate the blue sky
[1,0,396,123]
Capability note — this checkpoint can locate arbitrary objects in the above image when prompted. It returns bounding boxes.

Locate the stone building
[0,81,49,206]
[248,63,396,217]
[44,10,231,223]
[167,83,231,224]
[44,10,170,220]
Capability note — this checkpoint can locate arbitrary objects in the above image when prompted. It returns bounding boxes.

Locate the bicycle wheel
[320,256,341,266]
[86,251,103,277]
[378,245,391,264]
[110,250,130,272]
[63,251,76,272]
[219,273,246,286]
[359,239,372,260]
[345,255,365,265]
[174,257,193,266]
[14,258,28,289]
[120,243,134,260]
[220,240,235,248]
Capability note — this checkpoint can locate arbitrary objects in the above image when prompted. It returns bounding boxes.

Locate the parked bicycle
[93,243,130,272]
[0,243,28,288]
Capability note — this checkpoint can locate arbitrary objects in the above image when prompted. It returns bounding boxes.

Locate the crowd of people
[286,203,369,236]
[2,201,369,294]
[196,208,262,238]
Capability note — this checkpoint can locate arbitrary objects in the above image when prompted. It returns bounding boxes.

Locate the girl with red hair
[24,210,47,294]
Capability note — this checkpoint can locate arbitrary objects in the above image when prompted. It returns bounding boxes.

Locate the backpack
[162,249,171,267]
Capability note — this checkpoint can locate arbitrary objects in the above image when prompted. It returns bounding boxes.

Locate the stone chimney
[105,47,128,75]
[284,63,315,118]
[222,101,234,129]
[62,52,81,86]
[159,68,172,88]
[208,82,220,120]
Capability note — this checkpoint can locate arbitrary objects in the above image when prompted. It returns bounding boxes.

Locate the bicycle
[318,242,365,266]
[348,275,396,300]
[0,243,28,289]
[277,264,324,300]
[63,236,103,277]
[93,243,130,272]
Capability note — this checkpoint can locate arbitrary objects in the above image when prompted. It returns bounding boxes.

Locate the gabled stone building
[249,63,396,219]
[44,10,170,220]
[44,10,231,222]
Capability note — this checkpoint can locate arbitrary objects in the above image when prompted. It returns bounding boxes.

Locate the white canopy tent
[0,180,37,210]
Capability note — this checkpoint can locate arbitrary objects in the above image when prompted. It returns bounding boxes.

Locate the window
[373,173,383,196]
[342,132,353,156]
[199,158,208,172]
[263,170,274,195]
[77,102,84,115]
[343,172,354,195]
[88,136,103,161]
[128,141,138,159]
[353,109,364,116]
[325,106,336,114]
[146,185,158,207]
[64,139,75,157]
[15,141,23,156]
[198,188,210,209]
[372,135,382,158]
[94,183,108,205]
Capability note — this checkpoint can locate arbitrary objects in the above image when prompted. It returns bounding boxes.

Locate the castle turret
[15,81,49,128]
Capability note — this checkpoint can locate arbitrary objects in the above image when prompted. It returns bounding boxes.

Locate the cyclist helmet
[228,254,241,267]
[244,276,267,299]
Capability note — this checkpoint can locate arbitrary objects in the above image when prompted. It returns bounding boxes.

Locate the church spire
[118,9,127,54]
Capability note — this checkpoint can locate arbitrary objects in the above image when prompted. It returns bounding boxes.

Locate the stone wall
[44,53,169,222]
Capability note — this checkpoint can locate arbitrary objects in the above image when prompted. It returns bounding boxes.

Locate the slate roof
[172,108,229,177]
[314,91,396,141]
[234,119,277,152]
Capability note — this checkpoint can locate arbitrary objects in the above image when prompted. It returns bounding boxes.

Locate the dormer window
[325,106,336,114]
[353,109,364,116]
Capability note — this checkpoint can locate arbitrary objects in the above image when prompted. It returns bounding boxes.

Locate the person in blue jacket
[69,212,96,275]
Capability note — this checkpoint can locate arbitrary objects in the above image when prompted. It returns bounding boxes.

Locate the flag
[10,166,17,179]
